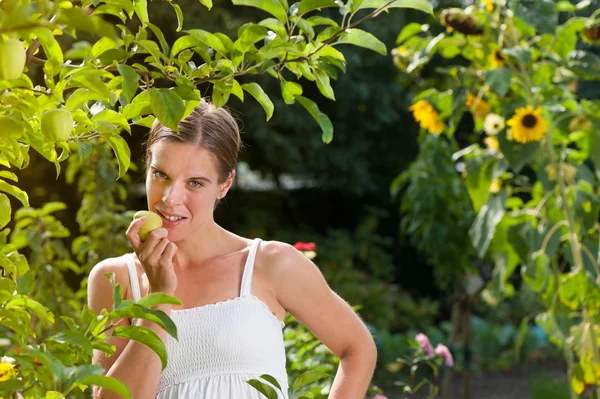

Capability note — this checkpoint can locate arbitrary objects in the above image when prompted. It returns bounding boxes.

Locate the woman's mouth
[156,210,187,226]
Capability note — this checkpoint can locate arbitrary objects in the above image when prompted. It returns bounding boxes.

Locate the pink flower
[372,395,388,399]
[415,333,434,358]
[293,241,316,251]
[435,344,454,367]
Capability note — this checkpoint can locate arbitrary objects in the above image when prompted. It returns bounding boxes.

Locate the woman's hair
[144,99,242,184]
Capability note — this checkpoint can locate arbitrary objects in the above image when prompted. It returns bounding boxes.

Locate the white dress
[125,238,289,398]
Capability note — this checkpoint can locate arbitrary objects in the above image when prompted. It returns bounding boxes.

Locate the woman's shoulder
[256,240,306,272]
[88,254,131,286]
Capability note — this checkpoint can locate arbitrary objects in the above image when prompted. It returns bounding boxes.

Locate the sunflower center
[522,114,538,128]
[495,51,505,61]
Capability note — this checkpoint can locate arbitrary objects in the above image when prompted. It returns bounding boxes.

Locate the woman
[87,100,377,399]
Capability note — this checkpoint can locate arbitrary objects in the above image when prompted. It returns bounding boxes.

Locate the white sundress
[125,238,289,398]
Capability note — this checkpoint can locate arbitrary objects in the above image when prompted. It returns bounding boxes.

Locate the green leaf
[469,191,506,258]
[570,363,585,394]
[171,36,201,57]
[113,326,169,369]
[43,391,65,399]
[36,28,64,64]
[212,80,232,108]
[336,28,386,55]
[231,0,287,23]
[357,0,432,13]
[76,375,131,399]
[235,24,269,52]
[559,270,587,310]
[111,304,178,339]
[6,295,54,325]
[503,46,531,65]
[149,88,186,132]
[94,110,131,134]
[396,22,426,45]
[57,8,117,38]
[297,0,338,15]
[0,180,29,207]
[281,81,303,104]
[149,24,170,56]
[133,0,149,26]
[104,134,131,179]
[498,130,540,173]
[296,96,333,143]
[485,67,512,97]
[246,379,279,399]
[186,29,228,55]
[49,330,93,353]
[556,0,576,11]
[293,393,315,399]
[77,140,93,161]
[242,83,274,121]
[66,88,106,111]
[117,64,139,104]
[535,312,564,348]
[200,0,213,10]
[40,202,66,215]
[137,40,162,63]
[0,194,10,229]
[137,293,182,308]
[568,50,600,79]
[313,67,335,100]
[170,3,184,32]
[292,370,329,393]
[522,252,551,293]
[0,171,17,182]
[259,374,282,391]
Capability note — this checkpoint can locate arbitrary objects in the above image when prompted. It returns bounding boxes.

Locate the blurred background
[10,0,600,397]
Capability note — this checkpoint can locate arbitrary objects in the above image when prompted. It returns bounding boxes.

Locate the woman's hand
[126,216,178,295]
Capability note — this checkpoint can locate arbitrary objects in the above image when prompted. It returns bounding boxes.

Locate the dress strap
[125,253,142,302]
[240,238,261,296]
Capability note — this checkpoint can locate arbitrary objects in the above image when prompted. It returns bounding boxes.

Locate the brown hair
[144,99,242,185]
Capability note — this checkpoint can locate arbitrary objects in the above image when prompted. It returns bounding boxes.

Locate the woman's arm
[267,242,378,399]
[88,258,172,399]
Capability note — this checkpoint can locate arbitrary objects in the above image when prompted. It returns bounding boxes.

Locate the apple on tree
[0,39,26,81]
[41,109,73,142]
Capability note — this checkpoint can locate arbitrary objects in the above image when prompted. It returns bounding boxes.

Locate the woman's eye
[153,171,167,179]
[189,181,203,188]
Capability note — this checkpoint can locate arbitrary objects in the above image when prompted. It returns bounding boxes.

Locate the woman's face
[146,140,232,242]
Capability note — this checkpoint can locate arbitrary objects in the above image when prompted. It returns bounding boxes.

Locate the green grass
[528,375,574,399]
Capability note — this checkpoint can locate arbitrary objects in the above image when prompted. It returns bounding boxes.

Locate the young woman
[87,100,377,399]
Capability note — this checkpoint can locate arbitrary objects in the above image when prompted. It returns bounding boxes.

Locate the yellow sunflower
[582,20,600,45]
[482,0,493,12]
[490,49,506,68]
[466,93,491,120]
[409,100,444,134]
[483,136,499,152]
[506,106,548,143]
[0,362,15,381]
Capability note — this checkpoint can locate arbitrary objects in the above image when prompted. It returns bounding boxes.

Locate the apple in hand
[0,39,26,81]
[133,211,163,241]
[41,109,73,142]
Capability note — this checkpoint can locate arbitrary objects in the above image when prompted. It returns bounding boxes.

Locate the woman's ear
[218,170,236,199]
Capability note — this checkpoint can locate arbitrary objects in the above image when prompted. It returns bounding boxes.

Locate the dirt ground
[382,359,568,399]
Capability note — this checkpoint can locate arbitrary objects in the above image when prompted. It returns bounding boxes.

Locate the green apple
[133,211,163,241]
[41,109,73,142]
[0,115,24,139]
[0,39,26,81]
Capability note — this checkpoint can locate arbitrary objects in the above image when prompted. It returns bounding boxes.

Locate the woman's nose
[162,183,183,206]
